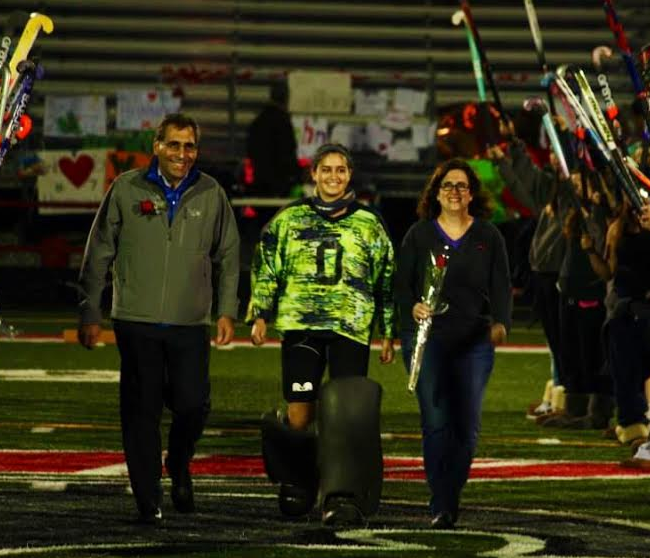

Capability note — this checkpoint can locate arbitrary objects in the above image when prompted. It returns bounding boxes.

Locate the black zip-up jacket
[396,218,512,351]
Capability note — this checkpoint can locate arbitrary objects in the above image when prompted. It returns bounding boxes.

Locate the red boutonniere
[435,254,447,268]
[140,199,166,215]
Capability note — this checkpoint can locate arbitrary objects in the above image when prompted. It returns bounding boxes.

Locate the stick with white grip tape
[523,0,556,114]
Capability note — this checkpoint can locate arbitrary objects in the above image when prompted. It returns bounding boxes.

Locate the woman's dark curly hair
[416,158,493,220]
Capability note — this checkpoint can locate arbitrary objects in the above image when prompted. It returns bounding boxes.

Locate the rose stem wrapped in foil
[407,251,448,393]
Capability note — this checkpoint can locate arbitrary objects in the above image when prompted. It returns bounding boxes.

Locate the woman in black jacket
[395,158,511,529]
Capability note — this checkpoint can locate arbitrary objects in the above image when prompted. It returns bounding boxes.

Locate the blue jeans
[401,330,494,519]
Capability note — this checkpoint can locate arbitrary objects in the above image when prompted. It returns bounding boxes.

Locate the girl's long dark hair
[416,158,493,220]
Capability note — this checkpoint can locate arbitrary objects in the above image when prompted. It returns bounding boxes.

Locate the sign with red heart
[36,149,108,214]
[58,154,95,188]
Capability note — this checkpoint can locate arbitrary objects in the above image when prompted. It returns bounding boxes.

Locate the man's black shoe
[165,457,195,513]
[137,506,162,525]
[430,511,455,530]
[322,496,365,527]
[278,483,316,517]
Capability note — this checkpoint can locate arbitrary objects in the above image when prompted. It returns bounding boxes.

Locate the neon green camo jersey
[246,199,395,345]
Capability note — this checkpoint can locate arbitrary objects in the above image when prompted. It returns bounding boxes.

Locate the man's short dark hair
[155,113,201,143]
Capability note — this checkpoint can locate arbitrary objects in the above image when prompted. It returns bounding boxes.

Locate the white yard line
[0,369,120,382]
[1,335,550,353]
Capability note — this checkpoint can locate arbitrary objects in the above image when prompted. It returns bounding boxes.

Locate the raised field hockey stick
[452,10,486,102]
[0,12,29,70]
[557,66,644,209]
[451,9,499,148]
[459,1,507,122]
[523,97,569,179]
[0,60,41,169]
[523,95,594,233]
[592,46,626,148]
[7,13,53,95]
[602,0,645,95]
[573,67,647,206]
[602,0,650,169]
[523,0,556,113]
[0,67,11,138]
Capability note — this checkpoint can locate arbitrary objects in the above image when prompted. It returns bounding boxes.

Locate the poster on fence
[116,89,182,131]
[292,116,328,159]
[393,88,428,115]
[105,150,151,189]
[36,149,108,214]
[43,96,107,137]
[289,71,351,114]
[353,89,389,116]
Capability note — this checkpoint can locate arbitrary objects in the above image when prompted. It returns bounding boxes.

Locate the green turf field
[0,314,649,557]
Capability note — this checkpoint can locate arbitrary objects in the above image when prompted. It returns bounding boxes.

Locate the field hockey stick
[459,1,507,123]
[523,0,556,113]
[7,13,53,95]
[602,0,650,169]
[452,10,486,102]
[0,12,29,71]
[592,45,626,148]
[523,97,569,179]
[572,67,646,207]
[522,95,595,233]
[451,9,499,148]
[557,66,644,209]
[0,60,40,169]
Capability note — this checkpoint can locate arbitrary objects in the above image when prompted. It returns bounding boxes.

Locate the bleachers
[2,0,648,169]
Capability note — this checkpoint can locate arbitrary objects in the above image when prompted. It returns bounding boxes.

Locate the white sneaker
[526,400,552,420]
[632,441,650,460]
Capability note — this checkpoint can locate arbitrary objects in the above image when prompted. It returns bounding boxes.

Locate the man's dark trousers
[114,320,211,513]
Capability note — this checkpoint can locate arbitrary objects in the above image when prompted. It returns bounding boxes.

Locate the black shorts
[281,330,370,402]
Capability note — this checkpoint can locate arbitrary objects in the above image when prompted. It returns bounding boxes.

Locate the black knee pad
[318,376,383,517]
[260,411,318,516]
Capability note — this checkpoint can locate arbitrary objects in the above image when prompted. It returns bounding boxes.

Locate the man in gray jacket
[77,113,240,523]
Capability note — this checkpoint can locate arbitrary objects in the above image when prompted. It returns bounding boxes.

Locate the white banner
[289,71,352,114]
[116,89,182,131]
[393,88,428,115]
[36,149,108,214]
[354,89,389,116]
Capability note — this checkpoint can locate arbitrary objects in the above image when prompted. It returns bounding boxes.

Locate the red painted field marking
[0,451,648,480]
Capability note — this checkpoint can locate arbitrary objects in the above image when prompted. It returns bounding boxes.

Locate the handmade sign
[116,88,181,131]
[36,149,108,214]
[289,71,351,114]
[292,116,328,159]
[105,150,150,189]
[43,95,106,137]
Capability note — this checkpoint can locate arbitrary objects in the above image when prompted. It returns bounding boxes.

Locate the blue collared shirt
[144,157,199,224]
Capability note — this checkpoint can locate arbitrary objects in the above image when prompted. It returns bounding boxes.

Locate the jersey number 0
[316,239,343,285]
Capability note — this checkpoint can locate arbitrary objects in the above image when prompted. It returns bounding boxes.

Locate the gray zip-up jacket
[78,168,240,326]
[496,138,568,273]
